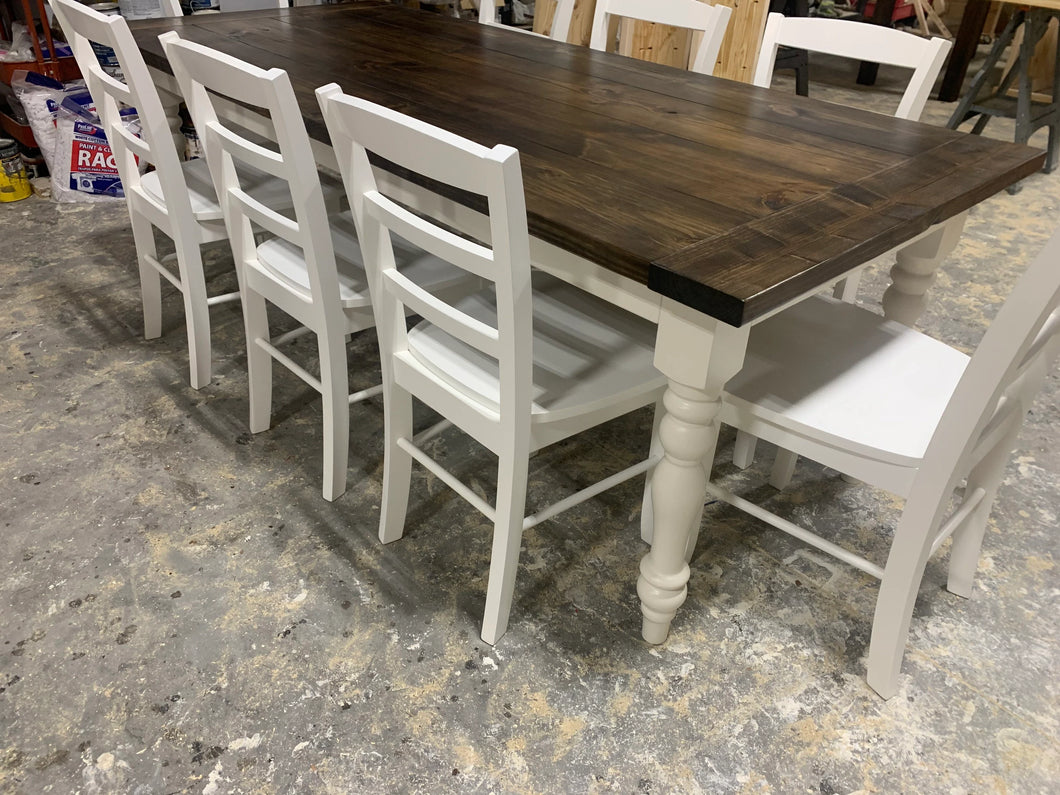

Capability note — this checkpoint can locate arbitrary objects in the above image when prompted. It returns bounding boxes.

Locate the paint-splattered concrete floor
[1,50,1058,794]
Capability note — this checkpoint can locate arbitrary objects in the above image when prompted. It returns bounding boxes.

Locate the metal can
[180,122,203,160]
[0,139,32,203]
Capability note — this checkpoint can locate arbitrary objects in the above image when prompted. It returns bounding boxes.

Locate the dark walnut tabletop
[128,2,1046,327]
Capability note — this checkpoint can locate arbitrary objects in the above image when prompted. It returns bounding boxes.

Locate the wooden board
[534,0,771,81]
[711,0,770,82]
[1000,16,1058,101]
[533,0,592,43]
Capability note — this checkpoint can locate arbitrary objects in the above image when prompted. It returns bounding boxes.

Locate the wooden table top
[129,3,1045,327]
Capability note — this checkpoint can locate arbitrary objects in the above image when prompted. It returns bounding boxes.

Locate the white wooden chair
[588,0,733,76]
[754,13,950,306]
[753,13,952,122]
[317,83,668,644]
[49,0,245,390]
[160,34,468,501]
[476,0,575,42]
[739,12,955,471]
[697,228,1060,697]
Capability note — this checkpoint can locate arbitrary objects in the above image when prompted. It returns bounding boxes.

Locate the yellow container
[0,138,32,203]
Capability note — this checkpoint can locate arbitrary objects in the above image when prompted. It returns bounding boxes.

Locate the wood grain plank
[652,141,1046,324]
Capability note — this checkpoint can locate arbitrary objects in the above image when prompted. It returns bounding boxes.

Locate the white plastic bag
[0,22,36,64]
[10,70,88,171]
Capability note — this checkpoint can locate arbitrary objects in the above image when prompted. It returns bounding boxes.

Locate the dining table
[128,1,1046,646]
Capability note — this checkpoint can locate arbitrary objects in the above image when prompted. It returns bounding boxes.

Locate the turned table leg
[639,300,749,643]
[882,213,968,327]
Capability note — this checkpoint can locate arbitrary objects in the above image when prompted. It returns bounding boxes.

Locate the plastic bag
[53,99,121,200]
[54,98,146,202]
[0,22,36,63]
[11,70,141,202]
[11,70,89,170]
[0,23,72,62]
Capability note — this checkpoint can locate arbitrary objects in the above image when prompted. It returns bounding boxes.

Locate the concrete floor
[1,52,1058,794]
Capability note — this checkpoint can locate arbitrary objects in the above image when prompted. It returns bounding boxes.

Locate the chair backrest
[906,228,1060,552]
[48,0,194,222]
[589,0,732,76]
[159,33,344,331]
[477,0,575,43]
[752,13,952,120]
[316,83,533,423]
[476,0,497,25]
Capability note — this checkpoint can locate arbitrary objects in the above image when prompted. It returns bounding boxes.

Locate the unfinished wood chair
[701,228,1060,697]
[317,83,668,644]
[49,0,246,390]
[911,0,952,40]
[160,34,468,501]
[753,13,952,120]
[476,0,575,41]
[588,0,733,76]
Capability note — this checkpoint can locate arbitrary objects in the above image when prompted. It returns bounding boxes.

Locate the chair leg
[832,268,863,303]
[769,447,799,490]
[243,290,273,435]
[379,385,414,544]
[947,427,1017,597]
[318,327,350,502]
[866,513,936,699]
[866,573,927,698]
[130,211,162,341]
[480,448,530,646]
[172,236,213,390]
[945,489,999,599]
[732,430,758,469]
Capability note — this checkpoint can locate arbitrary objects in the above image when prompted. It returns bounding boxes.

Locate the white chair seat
[408,271,664,423]
[255,213,470,315]
[142,158,342,223]
[723,295,969,467]
[255,214,371,310]
[139,157,225,221]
